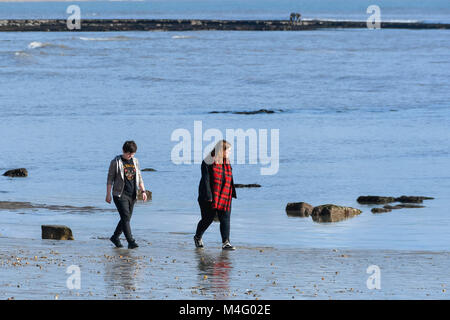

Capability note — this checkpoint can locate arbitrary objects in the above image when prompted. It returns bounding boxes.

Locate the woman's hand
[142,192,148,202]
[105,194,112,204]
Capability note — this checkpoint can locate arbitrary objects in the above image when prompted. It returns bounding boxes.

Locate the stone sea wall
[0,19,449,32]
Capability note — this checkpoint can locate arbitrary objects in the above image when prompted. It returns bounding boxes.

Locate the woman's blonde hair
[205,139,231,164]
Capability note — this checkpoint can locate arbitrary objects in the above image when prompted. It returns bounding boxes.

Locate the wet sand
[0,233,448,300]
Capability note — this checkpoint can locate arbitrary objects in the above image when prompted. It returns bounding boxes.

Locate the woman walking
[106,140,147,249]
[194,140,237,250]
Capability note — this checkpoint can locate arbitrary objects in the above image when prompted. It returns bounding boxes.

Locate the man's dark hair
[122,140,137,153]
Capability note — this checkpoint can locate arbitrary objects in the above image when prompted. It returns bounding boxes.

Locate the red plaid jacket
[198,160,236,208]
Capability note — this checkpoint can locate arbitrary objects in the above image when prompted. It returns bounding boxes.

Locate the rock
[234,109,276,115]
[383,204,425,210]
[394,196,434,203]
[357,196,396,204]
[285,202,314,217]
[311,204,362,223]
[371,208,392,214]
[234,184,261,188]
[137,190,152,201]
[3,168,28,177]
[141,168,156,172]
[41,225,74,240]
[209,109,283,115]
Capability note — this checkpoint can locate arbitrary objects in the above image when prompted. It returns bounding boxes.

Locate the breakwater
[1,19,449,32]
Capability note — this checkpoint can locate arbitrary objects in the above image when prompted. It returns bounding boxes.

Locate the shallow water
[0,3,450,252]
[0,236,449,300]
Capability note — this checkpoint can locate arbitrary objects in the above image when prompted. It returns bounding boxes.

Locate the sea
[0,0,449,251]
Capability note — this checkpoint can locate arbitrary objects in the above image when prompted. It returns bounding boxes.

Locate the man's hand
[105,194,112,204]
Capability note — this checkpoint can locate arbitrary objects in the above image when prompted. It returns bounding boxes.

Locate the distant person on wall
[106,140,147,249]
[194,140,237,250]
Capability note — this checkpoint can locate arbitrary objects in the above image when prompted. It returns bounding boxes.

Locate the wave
[28,41,47,49]
[172,35,195,39]
[14,51,30,57]
[79,35,132,41]
[27,41,70,50]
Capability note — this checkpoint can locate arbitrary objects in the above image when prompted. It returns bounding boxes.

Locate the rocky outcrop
[394,196,434,203]
[285,202,314,217]
[137,190,152,201]
[357,196,396,204]
[41,225,74,240]
[383,204,425,210]
[141,168,156,172]
[3,168,28,177]
[0,19,449,32]
[209,109,283,115]
[234,184,261,188]
[311,204,362,223]
[358,195,434,204]
[371,208,392,214]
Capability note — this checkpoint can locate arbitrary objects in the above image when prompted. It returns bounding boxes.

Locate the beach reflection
[195,249,232,299]
[104,249,141,298]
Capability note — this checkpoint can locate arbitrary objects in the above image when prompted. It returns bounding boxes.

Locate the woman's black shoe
[194,235,204,248]
[128,241,139,249]
[110,236,123,248]
[222,241,236,250]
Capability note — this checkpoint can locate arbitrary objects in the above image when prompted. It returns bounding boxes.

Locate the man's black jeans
[195,200,231,243]
[112,193,136,243]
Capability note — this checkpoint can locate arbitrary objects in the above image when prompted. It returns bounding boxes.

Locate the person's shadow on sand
[195,249,232,299]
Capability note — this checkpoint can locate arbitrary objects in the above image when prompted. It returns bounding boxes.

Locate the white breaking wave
[27,41,69,50]
[79,35,131,41]
[172,35,195,39]
[14,51,30,57]
[28,41,47,49]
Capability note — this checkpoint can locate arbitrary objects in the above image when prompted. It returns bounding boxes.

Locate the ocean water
[0,1,449,251]
[0,0,450,23]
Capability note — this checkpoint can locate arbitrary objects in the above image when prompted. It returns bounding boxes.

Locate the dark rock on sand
[371,208,392,214]
[311,204,362,223]
[285,202,314,217]
[383,204,425,210]
[394,196,434,203]
[357,196,396,204]
[234,184,261,188]
[41,225,74,240]
[141,168,157,172]
[137,190,152,201]
[3,168,28,177]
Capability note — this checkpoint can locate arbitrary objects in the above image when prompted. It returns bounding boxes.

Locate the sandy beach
[1,231,448,300]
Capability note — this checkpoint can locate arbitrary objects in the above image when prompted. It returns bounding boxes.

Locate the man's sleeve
[107,159,116,185]
[137,159,144,187]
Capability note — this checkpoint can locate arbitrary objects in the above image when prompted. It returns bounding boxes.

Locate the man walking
[106,140,147,249]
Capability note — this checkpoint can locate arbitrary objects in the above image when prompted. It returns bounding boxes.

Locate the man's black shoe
[110,236,123,248]
[128,241,139,249]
